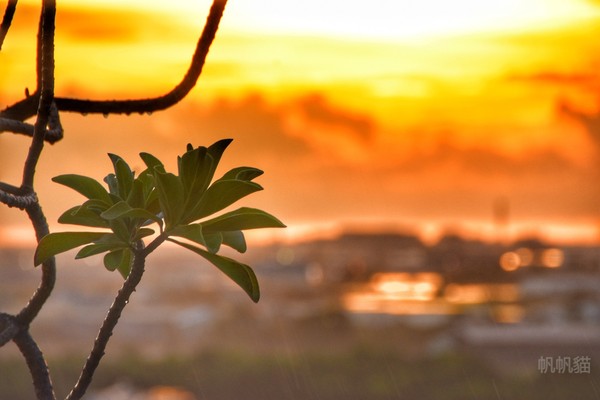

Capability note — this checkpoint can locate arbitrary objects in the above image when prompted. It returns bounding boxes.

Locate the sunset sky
[3,0,600,245]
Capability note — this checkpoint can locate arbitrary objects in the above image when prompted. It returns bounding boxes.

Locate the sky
[2,0,600,245]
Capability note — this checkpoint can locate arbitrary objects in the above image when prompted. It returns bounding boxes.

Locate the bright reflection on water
[341,271,522,323]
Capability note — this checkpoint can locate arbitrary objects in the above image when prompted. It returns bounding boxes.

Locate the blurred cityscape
[2,230,600,398]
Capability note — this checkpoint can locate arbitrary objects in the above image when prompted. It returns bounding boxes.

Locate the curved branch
[0,187,38,209]
[21,0,56,190]
[65,247,147,400]
[0,117,34,136]
[16,202,56,325]
[13,330,55,400]
[0,103,62,143]
[54,0,227,115]
[0,0,18,51]
[0,0,227,121]
[0,313,19,347]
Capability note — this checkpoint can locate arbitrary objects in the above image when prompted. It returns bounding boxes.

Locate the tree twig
[0,0,228,121]
[0,0,18,51]
[0,313,18,347]
[65,246,148,400]
[13,330,55,400]
[16,202,56,325]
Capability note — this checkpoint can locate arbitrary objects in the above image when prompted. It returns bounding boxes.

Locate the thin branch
[0,0,18,50]
[22,0,56,190]
[65,247,147,400]
[0,102,64,143]
[16,202,56,325]
[0,187,38,209]
[0,117,34,135]
[0,92,39,122]
[13,330,56,400]
[55,0,227,115]
[0,313,19,347]
[0,0,228,120]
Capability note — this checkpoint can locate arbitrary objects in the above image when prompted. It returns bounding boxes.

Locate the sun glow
[19,0,600,41]
[228,0,598,40]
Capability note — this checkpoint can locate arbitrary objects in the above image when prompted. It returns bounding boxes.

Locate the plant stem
[65,247,147,400]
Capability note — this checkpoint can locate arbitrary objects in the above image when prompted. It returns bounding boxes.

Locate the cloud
[292,94,374,142]
[507,71,599,88]
[559,99,600,147]
[6,4,142,43]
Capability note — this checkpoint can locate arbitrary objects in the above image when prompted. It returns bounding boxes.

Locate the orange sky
[3,0,600,245]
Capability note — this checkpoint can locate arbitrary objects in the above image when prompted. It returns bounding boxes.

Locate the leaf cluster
[34,139,284,302]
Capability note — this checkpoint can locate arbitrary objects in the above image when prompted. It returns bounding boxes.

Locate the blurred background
[2,0,600,398]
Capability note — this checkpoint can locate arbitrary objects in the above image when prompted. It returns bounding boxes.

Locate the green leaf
[53,174,112,204]
[103,249,123,271]
[206,139,233,179]
[117,249,132,278]
[133,228,155,241]
[202,207,286,233]
[76,242,127,259]
[154,170,185,228]
[100,201,163,229]
[58,205,110,228]
[179,146,209,189]
[204,232,222,254]
[188,180,263,221]
[78,199,111,214]
[139,152,165,173]
[108,154,134,199]
[219,166,263,182]
[35,231,107,266]
[108,218,131,242]
[222,231,247,253]
[126,179,145,209]
[103,173,119,196]
[170,239,260,302]
[169,224,205,246]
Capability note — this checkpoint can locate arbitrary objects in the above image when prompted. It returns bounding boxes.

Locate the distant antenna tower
[493,196,510,244]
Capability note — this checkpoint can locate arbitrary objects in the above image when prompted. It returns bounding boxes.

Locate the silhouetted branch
[0,93,39,121]
[0,313,18,347]
[10,4,58,399]
[0,102,62,142]
[0,117,34,135]
[0,187,38,209]
[22,0,56,190]
[13,330,55,400]
[16,202,56,325]
[0,0,18,50]
[55,0,227,115]
[0,0,228,121]
[66,244,149,400]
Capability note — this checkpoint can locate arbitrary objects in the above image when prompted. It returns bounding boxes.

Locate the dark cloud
[8,4,188,44]
[293,94,374,142]
[507,71,599,88]
[174,94,312,163]
[558,99,600,150]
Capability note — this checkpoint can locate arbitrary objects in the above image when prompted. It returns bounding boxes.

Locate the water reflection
[341,272,522,324]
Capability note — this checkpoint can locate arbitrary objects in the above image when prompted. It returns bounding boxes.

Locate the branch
[21,0,56,190]
[65,246,148,400]
[0,187,38,209]
[16,202,56,325]
[0,102,62,143]
[0,0,18,51]
[0,313,18,347]
[13,330,56,400]
[0,0,227,120]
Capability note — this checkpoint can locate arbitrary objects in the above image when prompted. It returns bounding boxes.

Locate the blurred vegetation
[1,345,599,400]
